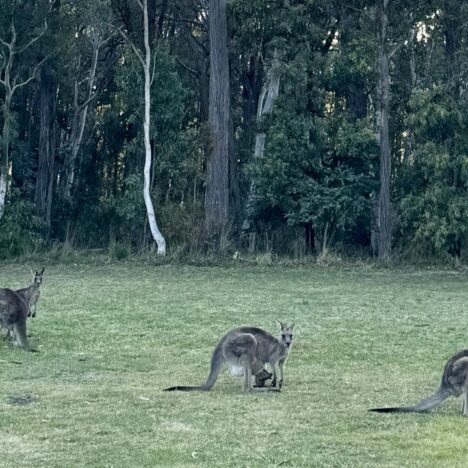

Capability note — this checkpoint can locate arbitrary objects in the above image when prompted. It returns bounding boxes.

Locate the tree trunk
[0,22,46,220]
[0,94,12,220]
[304,223,315,255]
[62,31,100,201]
[375,0,392,260]
[242,51,281,242]
[35,65,57,234]
[141,0,166,255]
[253,51,281,161]
[205,0,231,238]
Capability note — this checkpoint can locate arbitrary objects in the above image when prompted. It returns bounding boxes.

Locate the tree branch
[150,48,157,86]
[388,41,404,59]
[11,56,47,93]
[175,58,199,78]
[0,36,12,50]
[344,4,374,21]
[17,20,47,54]
[117,27,145,67]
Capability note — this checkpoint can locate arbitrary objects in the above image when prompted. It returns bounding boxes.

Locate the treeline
[0,0,467,262]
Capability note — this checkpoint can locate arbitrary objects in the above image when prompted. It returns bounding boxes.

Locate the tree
[0,3,47,219]
[243,49,281,251]
[204,0,231,241]
[397,0,468,264]
[58,0,118,203]
[374,0,392,260]
[119,0,166,255]
[35,63,56,234]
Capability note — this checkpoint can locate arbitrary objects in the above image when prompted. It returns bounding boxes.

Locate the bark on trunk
[0,22,45,219]
[0,96,12,220]
[375,0,392,260]
[62,31,100,201]
[141,0,166,255]
[254,54,280,159]
[0,173,7,220]
[205,0,231,238]
[35,65,57,233]
[243,51,281,238]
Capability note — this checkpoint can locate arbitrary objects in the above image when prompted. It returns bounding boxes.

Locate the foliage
[0,189,43,258]
[0,0,467,261]
[398,86,468,259]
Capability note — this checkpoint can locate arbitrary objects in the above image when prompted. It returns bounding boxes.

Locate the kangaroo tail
[163,339,226,392]
[202,340,225,390]
[369,386,452,413]
[163,386,207,392]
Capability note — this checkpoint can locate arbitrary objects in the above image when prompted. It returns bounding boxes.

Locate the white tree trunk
[0,22,46,220]
[0,173,7,220]
[62,31,101,200]
[243,51,281,237]
[254,51,281,160]
[141,0,166,255]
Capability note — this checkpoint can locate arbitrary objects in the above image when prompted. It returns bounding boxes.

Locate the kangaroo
[0,288,33,351]
[163,322,294,393]
[255,368,273,388]
[370,349,468,416]
[16,267,45,318]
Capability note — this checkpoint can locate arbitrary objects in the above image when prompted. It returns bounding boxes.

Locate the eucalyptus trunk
[141,0,166,255]
[205,0,231,238]
[243,52,281,250]
[61,31,100,201]
[375,0,392,260]
[35,65,57,233]
[0,22,46,219]
[0,95,12,219]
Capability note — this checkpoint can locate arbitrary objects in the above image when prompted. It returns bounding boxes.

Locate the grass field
[0,262,467,467]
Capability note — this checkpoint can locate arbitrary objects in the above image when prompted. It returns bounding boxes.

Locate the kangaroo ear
[40,267,45,275]
[31,269,35,276]
[276,319,285,329]
[289,322,295,330]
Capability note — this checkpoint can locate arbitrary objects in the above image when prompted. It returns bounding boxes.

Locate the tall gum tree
[119,0,166,255]
[375,0,392,260]
[58,0,118,204]
[35,63,56,234]
[204,0,231,241]
[0,20,46,219]
[243,50,281,251]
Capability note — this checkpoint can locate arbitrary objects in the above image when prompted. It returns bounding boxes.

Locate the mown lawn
[0,262,467,467]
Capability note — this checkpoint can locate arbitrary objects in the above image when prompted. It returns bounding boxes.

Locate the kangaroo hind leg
[241,357,253,392]
[223,333,258,392]
[12,315,36,352]
[13,318,30,351]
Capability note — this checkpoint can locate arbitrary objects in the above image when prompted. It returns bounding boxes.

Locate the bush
[0,190,43,258]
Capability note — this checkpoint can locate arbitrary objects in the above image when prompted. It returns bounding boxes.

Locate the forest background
[0,0,467,264]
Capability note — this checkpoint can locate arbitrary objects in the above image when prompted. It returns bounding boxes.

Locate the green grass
[0,263,467,467]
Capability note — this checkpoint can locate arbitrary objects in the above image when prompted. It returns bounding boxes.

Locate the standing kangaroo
[16,268,45,318]
[0,288,33,351]
[164,322,294,393]
[370,349,468,415]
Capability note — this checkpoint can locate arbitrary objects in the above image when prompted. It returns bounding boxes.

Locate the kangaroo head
[277,321,294,348]
[254,368,273,387]
[31,267,45,287]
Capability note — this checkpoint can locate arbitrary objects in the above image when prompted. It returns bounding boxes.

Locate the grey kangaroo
[370,349,468,416]
[16,267,45,318]
[164,322,294,393]
[0,288,33,351]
